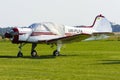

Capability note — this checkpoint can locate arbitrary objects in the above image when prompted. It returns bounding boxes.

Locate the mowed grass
[0,40,120,80]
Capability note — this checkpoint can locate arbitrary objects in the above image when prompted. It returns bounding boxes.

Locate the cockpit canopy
[29,22,65,35]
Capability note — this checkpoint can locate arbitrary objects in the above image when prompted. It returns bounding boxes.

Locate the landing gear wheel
[31,50,38,57]
[17,51,23,57]
[53,50,60,56]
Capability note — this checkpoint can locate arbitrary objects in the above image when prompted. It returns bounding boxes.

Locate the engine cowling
[5,27,32,44]
[12,28,19,43]
[4,28,19,43]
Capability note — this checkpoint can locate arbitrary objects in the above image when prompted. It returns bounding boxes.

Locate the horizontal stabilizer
[83,33,114,41]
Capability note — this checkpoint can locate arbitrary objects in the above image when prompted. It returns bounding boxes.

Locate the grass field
[0,40,120,80]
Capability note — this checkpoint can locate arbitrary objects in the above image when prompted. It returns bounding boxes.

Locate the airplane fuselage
[13,26,93,43]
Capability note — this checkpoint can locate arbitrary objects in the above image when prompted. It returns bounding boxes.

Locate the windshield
[29,23,41,28]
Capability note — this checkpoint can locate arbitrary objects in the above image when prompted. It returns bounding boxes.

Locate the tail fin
[83,15,113,41]
[91,14,112,33]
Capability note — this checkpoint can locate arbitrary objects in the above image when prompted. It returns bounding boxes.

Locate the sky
[0,0,120,27]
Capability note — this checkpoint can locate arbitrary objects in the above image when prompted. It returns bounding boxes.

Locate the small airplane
[4,14,112,57]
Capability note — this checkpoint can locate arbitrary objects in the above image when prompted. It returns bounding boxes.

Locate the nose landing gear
[17,51,23,57]
[17,43,24,57]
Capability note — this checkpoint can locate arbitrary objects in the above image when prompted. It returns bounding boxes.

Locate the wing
[46,33,91,43]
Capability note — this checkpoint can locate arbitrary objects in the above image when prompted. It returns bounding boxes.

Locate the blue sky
[0,0,119,27]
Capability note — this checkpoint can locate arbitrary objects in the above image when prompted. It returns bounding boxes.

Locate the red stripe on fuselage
[31,32,72,36]
[31,32,57,36]
[30,32,89,37]
[19,33,26,35]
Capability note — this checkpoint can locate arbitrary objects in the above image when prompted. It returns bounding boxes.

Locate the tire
[53,50,60,56]
[17,51,23,57]
[31,50,38,57]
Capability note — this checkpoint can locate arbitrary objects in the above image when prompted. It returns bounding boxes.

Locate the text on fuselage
[68,29,83,34]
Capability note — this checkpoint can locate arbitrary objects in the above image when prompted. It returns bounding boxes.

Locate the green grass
[0,40,120,80]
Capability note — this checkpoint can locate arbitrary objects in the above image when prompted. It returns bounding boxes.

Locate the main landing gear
[53,40,62,56]
[31,43,38,57]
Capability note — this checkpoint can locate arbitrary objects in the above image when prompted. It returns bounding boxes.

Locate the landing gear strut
[53,40,62,56]
[17,43,25,57]
[31,43,38,57]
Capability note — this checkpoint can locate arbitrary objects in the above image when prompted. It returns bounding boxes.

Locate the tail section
[84,14,113,41]
[91,14,112,33]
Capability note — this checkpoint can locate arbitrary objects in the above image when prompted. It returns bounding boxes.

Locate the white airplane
[4,14,112,57]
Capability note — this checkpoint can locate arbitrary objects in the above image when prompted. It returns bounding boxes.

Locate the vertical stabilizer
[92,14,112,33]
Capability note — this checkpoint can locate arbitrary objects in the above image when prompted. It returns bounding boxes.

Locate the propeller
[4,28,18,38]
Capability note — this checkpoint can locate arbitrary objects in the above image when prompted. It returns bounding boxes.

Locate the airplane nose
[4,28,19,38]
[4,32,13,38]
